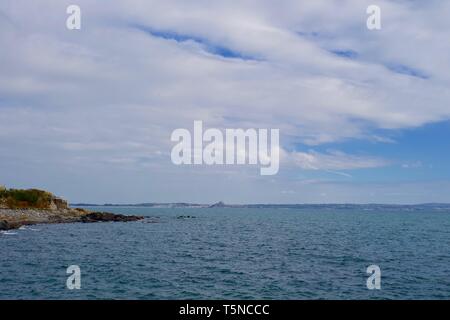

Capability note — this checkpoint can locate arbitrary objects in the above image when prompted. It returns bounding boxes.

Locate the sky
[1,0,450,204]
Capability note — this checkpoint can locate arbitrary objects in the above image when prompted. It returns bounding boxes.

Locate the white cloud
[286,150,389,171]
[0,0,449,202]
[401,161,423,169]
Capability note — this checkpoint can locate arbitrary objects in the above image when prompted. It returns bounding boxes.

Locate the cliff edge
[0,187,144,231]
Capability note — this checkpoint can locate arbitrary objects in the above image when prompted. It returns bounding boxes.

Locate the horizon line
[69,202,450,206]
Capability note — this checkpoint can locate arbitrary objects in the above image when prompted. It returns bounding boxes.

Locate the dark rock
[0,220,10,230]
[80,212,144,223]
[0,220,22,231]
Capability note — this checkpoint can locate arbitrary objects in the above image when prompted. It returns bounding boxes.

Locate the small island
[0,186,144,231]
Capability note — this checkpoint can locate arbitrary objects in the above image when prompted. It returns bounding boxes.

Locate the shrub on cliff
[0,188,55,209]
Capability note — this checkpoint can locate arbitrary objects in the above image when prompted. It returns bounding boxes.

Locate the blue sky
[1,0,450,204]
[292,121,450,182]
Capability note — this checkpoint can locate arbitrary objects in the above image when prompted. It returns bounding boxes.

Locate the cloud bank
[1,0,449,203]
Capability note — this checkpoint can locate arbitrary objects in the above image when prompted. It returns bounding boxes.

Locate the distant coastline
[71,201,450,211]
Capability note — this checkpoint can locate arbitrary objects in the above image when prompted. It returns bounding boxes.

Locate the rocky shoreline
[0,187,145,231]
[0,208,144,231]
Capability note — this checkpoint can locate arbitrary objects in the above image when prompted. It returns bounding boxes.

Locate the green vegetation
[0,188,55,209]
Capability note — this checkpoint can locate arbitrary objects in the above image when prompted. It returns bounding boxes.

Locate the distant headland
[0,186,144,231]
[72,200,450,211]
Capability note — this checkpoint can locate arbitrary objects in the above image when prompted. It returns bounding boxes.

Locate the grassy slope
[0,188,57,209]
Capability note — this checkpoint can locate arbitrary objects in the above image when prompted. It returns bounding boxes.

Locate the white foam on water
[0,231,18,235]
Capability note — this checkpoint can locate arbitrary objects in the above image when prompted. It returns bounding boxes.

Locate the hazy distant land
[71,201,450,211]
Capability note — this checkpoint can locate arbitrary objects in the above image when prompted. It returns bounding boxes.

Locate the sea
[1,206,450,299]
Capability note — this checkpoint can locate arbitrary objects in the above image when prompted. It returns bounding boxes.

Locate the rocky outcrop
[0,187,145,232]
[0,220,22,231]
[80,212,144,223]
[0,208,145,231]
[49,198,69,210]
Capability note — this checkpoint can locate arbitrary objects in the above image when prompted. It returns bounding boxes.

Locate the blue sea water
[1,207,450,300]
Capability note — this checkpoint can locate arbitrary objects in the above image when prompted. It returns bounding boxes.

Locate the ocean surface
[1,207,450,300]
